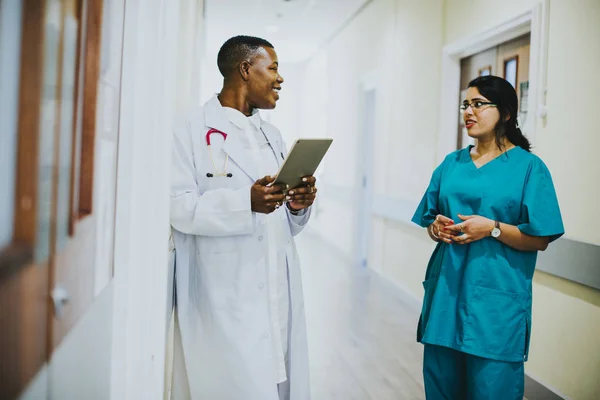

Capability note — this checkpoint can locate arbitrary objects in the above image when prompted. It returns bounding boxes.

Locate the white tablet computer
[272,138,333,190]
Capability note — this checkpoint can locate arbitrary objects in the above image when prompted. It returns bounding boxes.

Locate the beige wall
[295,0,600,398]
[443,0,539,45]
[536,0,600,392]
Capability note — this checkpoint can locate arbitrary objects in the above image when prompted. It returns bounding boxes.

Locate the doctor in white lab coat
[170,35,317,400]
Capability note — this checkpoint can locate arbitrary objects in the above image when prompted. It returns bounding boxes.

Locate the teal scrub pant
[423,344,524,400]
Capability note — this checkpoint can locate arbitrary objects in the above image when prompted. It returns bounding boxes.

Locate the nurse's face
[462,87,500,140]
[246,46,284,110]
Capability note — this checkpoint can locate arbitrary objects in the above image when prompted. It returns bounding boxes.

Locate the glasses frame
[460,101,497,112]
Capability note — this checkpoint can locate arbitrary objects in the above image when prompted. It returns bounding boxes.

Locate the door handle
[51,286,70,318]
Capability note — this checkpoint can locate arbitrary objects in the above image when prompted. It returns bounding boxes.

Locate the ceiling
[203,0,371,64]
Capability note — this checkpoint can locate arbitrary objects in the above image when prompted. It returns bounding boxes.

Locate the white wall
[110,0,179,399]
[264,62,307,145]
[199,56,219,104]
[111,0,204,399]
[291,0,416,260]
[289,0,443,280]
[175,0,204,112]
[371,0,444,297]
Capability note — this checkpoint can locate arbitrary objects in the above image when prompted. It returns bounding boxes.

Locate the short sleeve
[517,158,564,242]
[411,161,444,228]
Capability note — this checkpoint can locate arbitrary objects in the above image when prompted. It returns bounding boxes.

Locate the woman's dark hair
[467,75,531,152]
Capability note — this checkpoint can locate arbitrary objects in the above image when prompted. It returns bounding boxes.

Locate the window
[504,56,518,88]
[36,0,63,263]
[0,0,23,250]
[56,11,79,249]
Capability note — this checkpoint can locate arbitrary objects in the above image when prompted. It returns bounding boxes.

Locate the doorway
[355,84,376,268]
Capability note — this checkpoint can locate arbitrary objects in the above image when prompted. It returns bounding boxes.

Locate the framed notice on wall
[504,56,518,88]
[478,65,492,76]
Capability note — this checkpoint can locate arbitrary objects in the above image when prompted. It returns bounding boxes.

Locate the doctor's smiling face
[217,36,284,114]
[244,46,284,110]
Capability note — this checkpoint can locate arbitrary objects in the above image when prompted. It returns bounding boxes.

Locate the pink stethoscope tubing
[205,128,231,177]
[205,128,227,145]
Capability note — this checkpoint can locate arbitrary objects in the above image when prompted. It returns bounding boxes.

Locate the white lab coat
[170,95,311,400]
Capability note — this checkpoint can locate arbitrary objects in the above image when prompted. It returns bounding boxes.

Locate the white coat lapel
[260,123,285,167]
[203,96,259,181]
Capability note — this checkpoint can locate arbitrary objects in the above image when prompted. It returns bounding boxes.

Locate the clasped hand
[430,214,495,245]
[251,175,318,214]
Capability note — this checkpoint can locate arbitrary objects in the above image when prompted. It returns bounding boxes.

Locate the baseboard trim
[525,374,569,400]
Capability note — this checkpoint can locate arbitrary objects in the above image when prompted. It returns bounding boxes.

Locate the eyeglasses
[460,101,497,112]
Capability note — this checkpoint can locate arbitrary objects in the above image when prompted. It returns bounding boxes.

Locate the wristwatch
[491,220,501,238]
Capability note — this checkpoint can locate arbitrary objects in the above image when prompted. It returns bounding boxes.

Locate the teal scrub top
[411,145,564,363]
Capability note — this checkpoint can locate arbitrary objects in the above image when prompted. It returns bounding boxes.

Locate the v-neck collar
[466,144,520,171]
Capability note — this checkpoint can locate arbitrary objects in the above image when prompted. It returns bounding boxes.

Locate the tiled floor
[296,232,426,400]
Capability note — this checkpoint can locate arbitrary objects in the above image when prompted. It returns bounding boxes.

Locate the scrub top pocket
[465,285,528,361]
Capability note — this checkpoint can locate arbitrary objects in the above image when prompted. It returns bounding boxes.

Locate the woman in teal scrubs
[412,76,564,399]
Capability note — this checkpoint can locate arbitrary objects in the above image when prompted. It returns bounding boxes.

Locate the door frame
[355,70,377,268]
[436,0,550,163]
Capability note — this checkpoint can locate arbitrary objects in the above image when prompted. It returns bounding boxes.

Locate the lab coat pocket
[418,278,438,342]
[467,285,527,360]
[198,252,242,312]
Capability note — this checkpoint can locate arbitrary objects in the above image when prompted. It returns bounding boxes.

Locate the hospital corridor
[1,0,599,399]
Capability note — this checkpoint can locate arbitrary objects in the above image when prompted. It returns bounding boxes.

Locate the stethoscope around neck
[205,128,233,178]
[205,127,284,178]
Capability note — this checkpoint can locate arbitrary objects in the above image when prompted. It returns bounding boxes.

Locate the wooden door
[0,0,110,397]
[496,34,531,125]
[47,0,106,351]
[0,1,54,398]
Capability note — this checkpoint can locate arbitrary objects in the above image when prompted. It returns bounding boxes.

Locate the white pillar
[111,0,181,399]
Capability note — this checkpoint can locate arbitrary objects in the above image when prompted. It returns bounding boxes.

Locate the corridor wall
[289,0,600,398]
